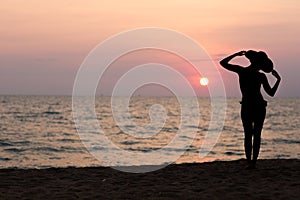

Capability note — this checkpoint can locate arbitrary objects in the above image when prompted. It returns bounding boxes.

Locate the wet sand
[0,159,299,199]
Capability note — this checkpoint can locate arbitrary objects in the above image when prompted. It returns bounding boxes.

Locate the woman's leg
[241,106,253,164]
[243,122,253,164]
[252,107,266,165]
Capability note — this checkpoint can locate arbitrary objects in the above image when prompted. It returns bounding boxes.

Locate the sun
[199,77,209,86]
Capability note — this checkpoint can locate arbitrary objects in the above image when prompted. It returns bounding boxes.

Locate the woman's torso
[238,67,266,105]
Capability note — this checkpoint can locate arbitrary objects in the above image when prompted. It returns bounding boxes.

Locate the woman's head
[245,50,273,73]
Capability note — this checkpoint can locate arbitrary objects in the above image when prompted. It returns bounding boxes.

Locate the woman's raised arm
[220,51,246,73]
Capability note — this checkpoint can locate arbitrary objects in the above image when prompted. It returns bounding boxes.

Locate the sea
[0,96,299,169]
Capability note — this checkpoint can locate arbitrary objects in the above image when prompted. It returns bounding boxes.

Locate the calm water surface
[0,96,299,169]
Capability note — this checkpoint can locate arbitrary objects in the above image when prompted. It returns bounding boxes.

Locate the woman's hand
[272,70,281,80]
[235,51,246,56]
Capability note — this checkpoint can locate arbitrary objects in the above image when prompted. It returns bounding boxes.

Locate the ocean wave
[11,141,31,146]
[4,148,26,153]
[272,138,300,144]
[0,157,11,161]
[42,111,60,115]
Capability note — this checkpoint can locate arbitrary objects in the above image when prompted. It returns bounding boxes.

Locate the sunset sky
[1,0,299,96]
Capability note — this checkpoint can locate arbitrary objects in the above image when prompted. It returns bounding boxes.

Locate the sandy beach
[0,159,299,199]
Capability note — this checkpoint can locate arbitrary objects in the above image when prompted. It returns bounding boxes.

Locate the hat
[260,57,273,73]
[245,50,273,73]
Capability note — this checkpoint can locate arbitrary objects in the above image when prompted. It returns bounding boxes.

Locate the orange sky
[0,0,299,96]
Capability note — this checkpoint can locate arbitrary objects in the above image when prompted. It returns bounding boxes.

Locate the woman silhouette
[220,50,281,169]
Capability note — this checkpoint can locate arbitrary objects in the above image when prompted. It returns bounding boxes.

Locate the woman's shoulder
[258,72,267,78]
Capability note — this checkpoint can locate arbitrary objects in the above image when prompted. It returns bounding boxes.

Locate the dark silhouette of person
[220,50,281,169]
